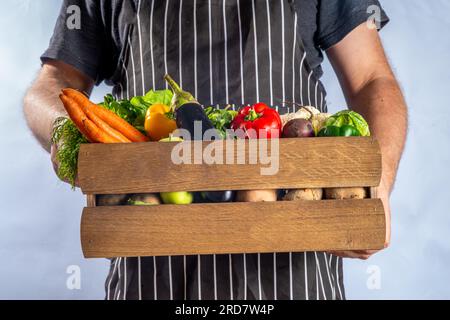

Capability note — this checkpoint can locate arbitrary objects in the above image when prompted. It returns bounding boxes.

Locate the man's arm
[24,60,94,152]
[326,22,408,259]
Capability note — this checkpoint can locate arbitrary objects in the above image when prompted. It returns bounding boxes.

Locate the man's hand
[24,60,94,185]
[328,178,391,260]
[50,142,80,187]
[325,22,407,259]
[377,177,392,248]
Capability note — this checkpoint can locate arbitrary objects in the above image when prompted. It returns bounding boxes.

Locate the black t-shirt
[42,0,388,85]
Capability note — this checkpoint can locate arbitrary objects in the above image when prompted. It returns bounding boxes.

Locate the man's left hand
[327,178,391,260]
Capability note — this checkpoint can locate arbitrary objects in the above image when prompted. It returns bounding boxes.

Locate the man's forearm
[325,23,404,253]
[24,61,94,152]
[24,73,68,152]
[348,76,407,192]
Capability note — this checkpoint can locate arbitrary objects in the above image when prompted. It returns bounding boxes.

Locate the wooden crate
[78,137,385,258]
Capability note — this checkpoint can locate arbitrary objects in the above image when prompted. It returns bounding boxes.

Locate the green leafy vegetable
[51,117,87,188]
[142,89,173,106]
[100,94,146,133]
[325,110,370,137]
[101,90,174,133]
[204,106,238,138]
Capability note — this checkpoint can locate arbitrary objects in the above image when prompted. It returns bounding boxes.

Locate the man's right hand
[50,142,80,187]
[50,143,59,178]
[24,60,93,185]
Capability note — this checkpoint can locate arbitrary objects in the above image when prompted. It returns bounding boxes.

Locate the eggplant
[165,74,232,203]
[200,190,235,203]
[164,74,217,140]
[165,74,197,109]
[175,103,217,139]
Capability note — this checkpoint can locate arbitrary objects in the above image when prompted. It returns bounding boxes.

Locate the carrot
[81,118,120,143]
[62,88,149,142]
[78,100,131,143]
[92,105,150,142]
[59,94,93,142]
[60,94,122,143]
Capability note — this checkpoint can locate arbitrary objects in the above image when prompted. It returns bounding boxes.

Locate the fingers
[51,143,80,188]
[50,144,60,175]
[73,175,80,188]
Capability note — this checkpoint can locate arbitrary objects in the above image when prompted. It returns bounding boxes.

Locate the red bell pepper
[231,103,282,139]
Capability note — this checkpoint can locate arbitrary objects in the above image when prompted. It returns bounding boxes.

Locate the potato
[128,193,161,205]
[96,194,129,206]
[324,187,367,200]
[283,188,323,201]
[236,190,278,202]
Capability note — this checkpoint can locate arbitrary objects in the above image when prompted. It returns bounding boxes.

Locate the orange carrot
[81,118,120,143]
[59,94,93,142]
[79,101,131,143]
[62,88,149,142]
[60,94,121,143]
[91,104,150,142]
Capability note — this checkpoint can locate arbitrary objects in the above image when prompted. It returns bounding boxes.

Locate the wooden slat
[81,199,385,258]
[370,187,378,199]
[78,137,381,194]
[86,194,96,207]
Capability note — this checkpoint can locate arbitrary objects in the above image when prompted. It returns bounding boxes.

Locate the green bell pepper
[318,124,361,137]
[324,110,370,137]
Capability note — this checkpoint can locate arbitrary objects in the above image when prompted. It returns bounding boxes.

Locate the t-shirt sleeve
[40,0,112,84]
[316,0,389,50]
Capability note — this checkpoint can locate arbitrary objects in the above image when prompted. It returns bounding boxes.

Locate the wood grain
[86,194,96,207]
[370,187,378,199]
[81,199,385,258]
[78,137,381,194]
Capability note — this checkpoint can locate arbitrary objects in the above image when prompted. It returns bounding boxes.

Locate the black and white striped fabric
[105,0,344,300]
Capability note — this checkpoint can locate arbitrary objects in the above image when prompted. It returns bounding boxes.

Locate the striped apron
[105,0,344,300]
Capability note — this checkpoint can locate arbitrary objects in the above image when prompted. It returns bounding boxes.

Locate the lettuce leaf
[142,89,173,106]
[325,110,371,136]
[102,89,174,133]
[204,106,238,139]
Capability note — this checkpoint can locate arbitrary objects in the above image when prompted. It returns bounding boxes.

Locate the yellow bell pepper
[144,104,177,141]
